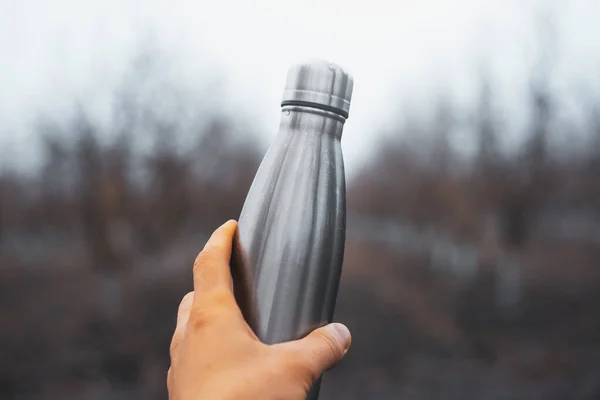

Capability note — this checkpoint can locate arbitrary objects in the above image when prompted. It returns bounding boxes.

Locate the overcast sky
[0,0,599,175]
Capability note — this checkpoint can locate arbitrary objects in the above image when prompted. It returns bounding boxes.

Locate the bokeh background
[2,0,600,398]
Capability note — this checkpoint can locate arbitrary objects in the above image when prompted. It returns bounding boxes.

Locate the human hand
[167,220,351,400]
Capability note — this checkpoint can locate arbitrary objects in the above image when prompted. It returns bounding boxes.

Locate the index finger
[193,220,237,297]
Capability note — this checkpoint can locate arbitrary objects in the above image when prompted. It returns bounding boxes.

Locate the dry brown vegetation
[1,48,600,399]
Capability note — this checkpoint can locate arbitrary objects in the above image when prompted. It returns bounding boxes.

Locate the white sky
[0,0,599,175]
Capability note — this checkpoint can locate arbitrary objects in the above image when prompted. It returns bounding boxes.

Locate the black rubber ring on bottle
[281,100,349,119]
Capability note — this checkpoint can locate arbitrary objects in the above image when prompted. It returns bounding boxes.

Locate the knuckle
[316,330,343,362]
[278,347,317,383]
[288,355,318,388]
[188,306,213,329]
[208,288,235,307]
[169,336,181,356]
[293,361,313,382]
[185,289,235,330]
[193,250,214,273]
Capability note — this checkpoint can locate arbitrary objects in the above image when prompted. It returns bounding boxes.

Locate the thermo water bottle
[231,59,353,399]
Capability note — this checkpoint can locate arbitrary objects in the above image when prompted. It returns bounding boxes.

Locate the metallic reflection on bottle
[231,60,354,400]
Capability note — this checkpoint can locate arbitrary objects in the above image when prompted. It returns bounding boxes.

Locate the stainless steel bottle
[231,59,353,399]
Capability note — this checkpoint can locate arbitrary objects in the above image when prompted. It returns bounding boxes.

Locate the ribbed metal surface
[231,60,352,399]
[232,106,346,343]
[281,59,354,118]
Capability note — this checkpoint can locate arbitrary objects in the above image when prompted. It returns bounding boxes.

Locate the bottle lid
[281,59,354,119]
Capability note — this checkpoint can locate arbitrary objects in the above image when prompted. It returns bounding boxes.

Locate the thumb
[278,323,352,382]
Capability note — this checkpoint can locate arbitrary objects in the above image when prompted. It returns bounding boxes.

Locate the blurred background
[1,0,600,398]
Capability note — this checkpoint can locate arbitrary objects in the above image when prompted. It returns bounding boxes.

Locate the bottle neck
[279,105,346,139]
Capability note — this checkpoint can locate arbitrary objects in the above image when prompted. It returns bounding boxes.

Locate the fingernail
[329,323,351,353]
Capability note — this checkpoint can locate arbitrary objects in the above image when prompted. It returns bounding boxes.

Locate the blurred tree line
[1,41,600,399]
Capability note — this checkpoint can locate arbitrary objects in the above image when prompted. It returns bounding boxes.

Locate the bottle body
[232,106,346,346]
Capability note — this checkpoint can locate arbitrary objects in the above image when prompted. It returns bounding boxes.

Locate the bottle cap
[281,59,354,119]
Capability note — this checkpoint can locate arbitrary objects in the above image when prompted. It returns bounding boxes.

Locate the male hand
[167,220,351,399]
